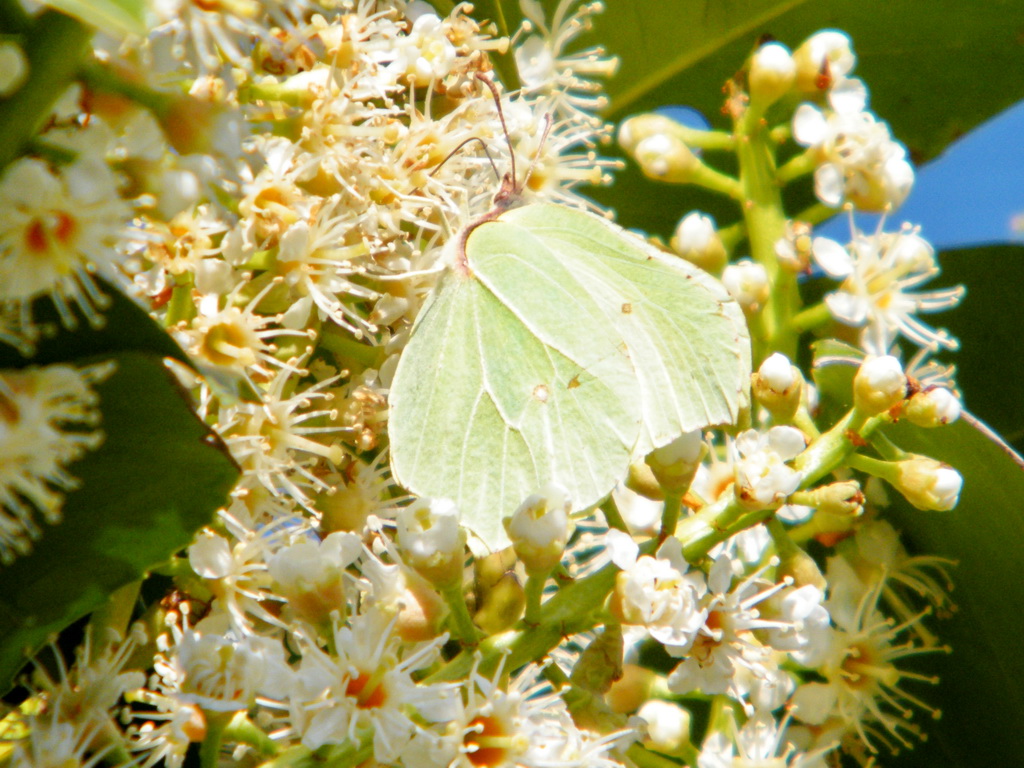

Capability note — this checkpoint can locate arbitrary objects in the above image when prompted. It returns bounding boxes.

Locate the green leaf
[389,203,749,550]
[0,277,192,370]
[880,415,1024,765]
[0,351,238,691]
[934,245,1024,449]
[811,338,1024,763]
[42,0,147,37]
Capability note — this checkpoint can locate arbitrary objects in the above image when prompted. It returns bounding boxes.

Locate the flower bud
[722,260,770,314]
[813,480,864,517]
[752,352,803,420]
[472,571,525,634]
[633,133,700,183]
[637,700,692,754]
[670,212,727,274]
[748,42,796,109]
[618,113,683,154]
[625,460,664,501]
[776,546,826,592]
[570,623,623,695]
[505,483,571,574]
[0,42,28,97]
[396,497,465,586]
[793,30,855,94]
[853,355,907,416]
[606,664,657,714]
[646,429,705,493]
[904,386,961,427]
[894,455,962,511]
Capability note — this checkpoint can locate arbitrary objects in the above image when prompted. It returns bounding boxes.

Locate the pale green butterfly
[388,81,750,551]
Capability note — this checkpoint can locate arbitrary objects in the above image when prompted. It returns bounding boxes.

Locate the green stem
[199,712,230,768]
[672,126,736,152]
[627,740,699,768]
[166,279,196,326]
[689,161,743,200]
[794,201,840,227]
[78,60,176,117]
[775,148,818,184]
[319,327,387,369]
[789,302,833,334]
[870,430,908,461]
[523,572,547,626]
[847,452,899,482]
[659,493,681,543]
[224,711,279,757]
[599,497,629,532]
[675,494,769,562]
[441,581,483,646]
[735,107,798,361]
[0,10,92,170]
[794,408,888,488]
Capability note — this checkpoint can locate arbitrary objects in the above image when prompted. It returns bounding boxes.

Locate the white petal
[811,237,854,277]
[792,104,828,146]
[814,164,845,206]
[607,528,639,570]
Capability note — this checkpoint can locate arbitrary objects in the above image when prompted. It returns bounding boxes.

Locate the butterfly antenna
[429,136,502,182]
[476,73,517,189]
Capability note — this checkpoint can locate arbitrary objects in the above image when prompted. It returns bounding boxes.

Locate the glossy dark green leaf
[934,245,1024,449]
[0,351,238,691]
[0,277,191,371]
[882,414,1024,765]
[811,338,1024,764]
[42,0,147,36]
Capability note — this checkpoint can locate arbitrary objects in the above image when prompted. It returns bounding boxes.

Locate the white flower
[793,97,913,211]
[722,260,770,312]
[609,530,707,651]
[666,554,792,705]
[811,224,963,355]
[155,615,292,712]
[291,607,459,759]
[0,158,130,337]
[732,427,806,510]
[397,496,465,583]
[0,363,109,563]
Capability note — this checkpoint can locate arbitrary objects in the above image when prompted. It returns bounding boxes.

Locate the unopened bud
[813,480,864,517]
[570,623,623,694]
[894,455,962,511]
[606,664,657,714]
[396,498,465,586]
[904,386,961,427]
[646,429,705,493]
[505,483,571,574]
[633,133,700,183]
[776,546,826,591]
[671,212,727,274]
[749,42,796,108]
[637,700,692,754]
[0,42,28,97]
[626,460,664,501]
[473,571,525,634]
[854,355,907,416]
[752,353,803,420]
[793,30,855,94]
[618,113,684,154]
[722,260,770,313]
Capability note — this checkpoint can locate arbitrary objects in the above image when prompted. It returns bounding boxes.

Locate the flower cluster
[0,8,972,768]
